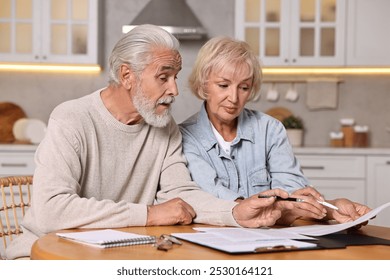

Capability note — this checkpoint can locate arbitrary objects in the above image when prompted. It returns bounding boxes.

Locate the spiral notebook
[56,229,156,248]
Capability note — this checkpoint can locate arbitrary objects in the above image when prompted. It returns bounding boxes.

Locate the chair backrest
[0,176,33,259]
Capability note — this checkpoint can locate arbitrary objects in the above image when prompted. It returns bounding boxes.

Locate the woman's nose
[228,88,238,103]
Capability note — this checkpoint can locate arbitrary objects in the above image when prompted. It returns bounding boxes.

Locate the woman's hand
[325,198,371,224]
[275,186,328,225]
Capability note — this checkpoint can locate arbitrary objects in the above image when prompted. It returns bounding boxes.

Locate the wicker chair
[0,176,33,259]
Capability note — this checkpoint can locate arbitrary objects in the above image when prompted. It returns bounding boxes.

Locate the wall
[1,0,389,147]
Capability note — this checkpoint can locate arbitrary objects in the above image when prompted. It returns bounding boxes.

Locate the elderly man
[6,24,292,259]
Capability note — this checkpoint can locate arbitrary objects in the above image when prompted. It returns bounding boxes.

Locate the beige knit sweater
[5,89,237,259]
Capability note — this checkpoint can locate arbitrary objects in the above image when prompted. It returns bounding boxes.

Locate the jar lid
[354,125,369,132]
[330,131,344,139]
[340,118,355,126]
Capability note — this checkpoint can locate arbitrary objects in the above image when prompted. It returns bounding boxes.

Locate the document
[172,202,390,254]
[279,201,390,236]
[191,227,316,241]
[56,229,156,248]
[172,232,317,254]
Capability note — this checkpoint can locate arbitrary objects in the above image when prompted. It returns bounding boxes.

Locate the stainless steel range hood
[122,0,207,40]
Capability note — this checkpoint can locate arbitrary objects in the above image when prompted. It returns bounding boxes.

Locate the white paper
[172,202,390,254]
[192,227,316,241]
[279,201,390,236]
[172,232,316,254]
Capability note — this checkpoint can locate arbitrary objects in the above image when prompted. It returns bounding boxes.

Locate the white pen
[317,200,339,210]
[258,195,339,210]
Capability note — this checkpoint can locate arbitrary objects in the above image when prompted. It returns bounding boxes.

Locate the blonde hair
[189,36,262,101]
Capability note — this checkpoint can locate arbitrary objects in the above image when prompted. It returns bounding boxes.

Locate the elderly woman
[179,36,370,225]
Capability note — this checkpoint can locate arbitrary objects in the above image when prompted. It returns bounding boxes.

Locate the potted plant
[282,115,304,147]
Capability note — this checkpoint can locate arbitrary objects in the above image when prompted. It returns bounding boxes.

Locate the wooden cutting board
[0,102,27,143]
[265,107,292,122]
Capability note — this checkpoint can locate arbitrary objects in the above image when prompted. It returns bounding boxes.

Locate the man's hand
[232,189,294,228]
[146,198,196,226]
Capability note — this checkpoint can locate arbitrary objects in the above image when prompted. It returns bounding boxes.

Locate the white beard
[132,86,174,128]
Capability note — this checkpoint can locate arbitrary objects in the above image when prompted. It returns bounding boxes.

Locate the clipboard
[309,231,390,249]
[171,232,317,254]
[172,231,390,254]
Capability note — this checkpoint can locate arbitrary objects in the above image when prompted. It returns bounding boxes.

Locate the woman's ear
[119,64,133,90]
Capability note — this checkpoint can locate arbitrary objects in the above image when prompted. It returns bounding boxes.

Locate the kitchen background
[1,0,390,147]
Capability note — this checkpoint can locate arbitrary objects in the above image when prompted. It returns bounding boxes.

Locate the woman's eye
[218,84,228,88]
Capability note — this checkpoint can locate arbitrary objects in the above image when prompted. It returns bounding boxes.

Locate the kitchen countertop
[0,144,38,152]
[293,147,390,156]
[1,144,390,155]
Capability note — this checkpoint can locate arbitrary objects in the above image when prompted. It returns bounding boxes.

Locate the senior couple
[5,24,370,259]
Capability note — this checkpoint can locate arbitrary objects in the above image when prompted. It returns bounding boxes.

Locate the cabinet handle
[301,166,325,170]
[1,163,28,168]
[386,161,390,165]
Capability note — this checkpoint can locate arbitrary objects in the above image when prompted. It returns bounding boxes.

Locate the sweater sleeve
[28,116,147,235]
[156,121,239,227]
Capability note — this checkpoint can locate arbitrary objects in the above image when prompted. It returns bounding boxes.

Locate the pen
[258,195,304,202]
[258,195,339,210]
[317,200,339,210]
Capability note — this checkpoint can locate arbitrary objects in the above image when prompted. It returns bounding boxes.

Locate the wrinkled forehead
[149,48,182,72]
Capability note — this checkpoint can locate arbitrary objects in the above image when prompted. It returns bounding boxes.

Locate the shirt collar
[197,102,255,150]
[235,108,255,144]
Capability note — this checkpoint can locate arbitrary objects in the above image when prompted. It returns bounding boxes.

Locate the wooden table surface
[31,224,390,260]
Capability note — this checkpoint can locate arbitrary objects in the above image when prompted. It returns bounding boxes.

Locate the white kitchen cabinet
[0,0,99,64]
[366,156,390,226]
[0,145,37,176]
[294,148,390,227]
[346,0,390,66]
[235,0,346,66]
[295,154,366,203]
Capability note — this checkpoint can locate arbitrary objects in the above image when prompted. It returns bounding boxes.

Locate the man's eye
[159,76,168,82]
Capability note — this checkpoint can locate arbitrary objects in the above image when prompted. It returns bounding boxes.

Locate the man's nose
[167,79,179,96]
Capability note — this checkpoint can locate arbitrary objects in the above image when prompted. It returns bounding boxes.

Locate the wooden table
[31,224,390,260]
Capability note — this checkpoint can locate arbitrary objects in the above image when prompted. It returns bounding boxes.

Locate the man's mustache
[157,96,175,105]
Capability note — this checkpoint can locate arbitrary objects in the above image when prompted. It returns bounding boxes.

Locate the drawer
[307,179,366,203]
[296,155,365,179]
[0,153,36,176]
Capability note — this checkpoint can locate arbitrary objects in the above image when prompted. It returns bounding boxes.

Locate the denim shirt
[179,102,308,201]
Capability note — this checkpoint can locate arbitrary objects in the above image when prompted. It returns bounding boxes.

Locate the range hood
[122,0,207,40]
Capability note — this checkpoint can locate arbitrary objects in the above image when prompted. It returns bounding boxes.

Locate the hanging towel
[306,78,339,110]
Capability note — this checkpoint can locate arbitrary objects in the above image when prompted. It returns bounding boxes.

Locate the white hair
[108,24,180,85]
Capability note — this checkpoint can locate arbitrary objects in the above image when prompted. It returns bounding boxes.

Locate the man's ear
[119,64,133,90]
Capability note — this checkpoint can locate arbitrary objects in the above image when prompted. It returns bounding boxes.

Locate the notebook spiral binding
[101,236,156,248]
